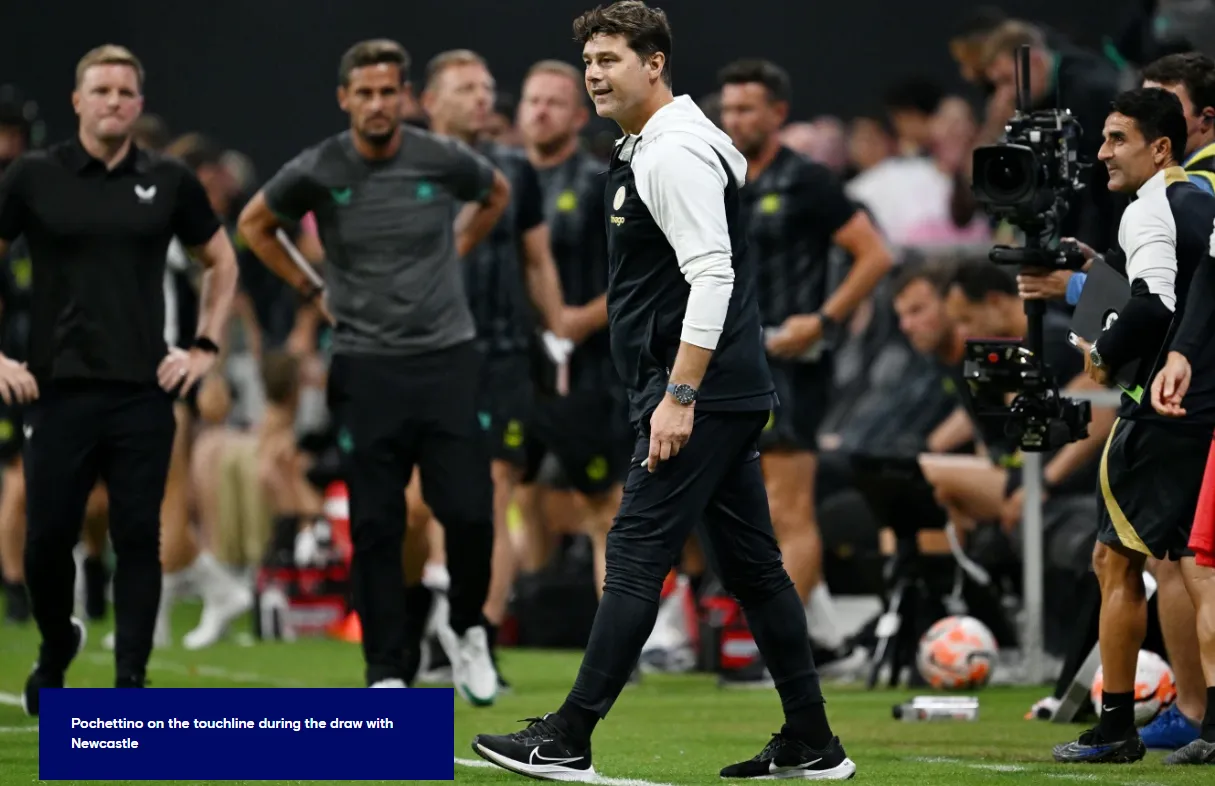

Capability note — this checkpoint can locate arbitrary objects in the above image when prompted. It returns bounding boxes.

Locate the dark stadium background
[6,0,1114,174]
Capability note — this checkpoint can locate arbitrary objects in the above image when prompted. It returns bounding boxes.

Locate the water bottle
[893,696,980,722]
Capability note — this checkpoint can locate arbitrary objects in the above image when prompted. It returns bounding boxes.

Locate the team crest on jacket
[613,185,626,210]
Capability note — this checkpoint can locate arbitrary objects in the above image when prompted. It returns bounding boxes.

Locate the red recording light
[988,353,999,363]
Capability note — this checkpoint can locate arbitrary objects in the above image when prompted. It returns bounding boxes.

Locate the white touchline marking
[0,692,22,707]
[80,653,307,687]
[0,726,37,733]
[455,757,678,786]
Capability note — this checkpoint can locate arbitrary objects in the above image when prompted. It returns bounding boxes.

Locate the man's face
[1144,79,1209,157]
[73,64,143,143]
[720,82,785,158]
[339,64,407,145]
[519,71,586,150]
[894,279,950,355]
[986,51,1048,102]
[582,33,657,122]
[428,62,494,139]
[1099,111,1166,194]
[945,286,1010,339]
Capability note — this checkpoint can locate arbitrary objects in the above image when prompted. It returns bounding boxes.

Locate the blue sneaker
[1141,705,1201,750]
[1053,728,1145,764]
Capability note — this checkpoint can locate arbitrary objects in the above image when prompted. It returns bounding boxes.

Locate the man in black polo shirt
[0,45,239,712]
[471,3,854,781]
[238,39,510,697]
[717,59,892,679]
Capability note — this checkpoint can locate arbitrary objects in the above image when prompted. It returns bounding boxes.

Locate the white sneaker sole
[726,758,858,780]
[474,742,597,782]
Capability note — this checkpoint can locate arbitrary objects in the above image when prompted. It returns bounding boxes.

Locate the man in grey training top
[238,39,509,697]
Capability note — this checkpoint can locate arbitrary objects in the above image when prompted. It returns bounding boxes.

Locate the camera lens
[983,151,1030,198]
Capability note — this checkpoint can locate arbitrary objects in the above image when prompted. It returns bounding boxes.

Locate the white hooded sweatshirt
[625,95,749,351]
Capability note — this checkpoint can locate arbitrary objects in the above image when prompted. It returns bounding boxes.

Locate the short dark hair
[573,1,673,87]
[1111,87,1188,165]
[338,39,410,87]
[950,6,1007,43]
[949,258,1018,302]
[717,59,791,104]
[1142,52,1215,119]
[261,351,300,406]
[165,132,222,171]
[884,77,943,116]
[891,257,957,299]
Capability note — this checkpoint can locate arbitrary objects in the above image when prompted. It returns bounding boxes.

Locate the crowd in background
[0,2,1208,690]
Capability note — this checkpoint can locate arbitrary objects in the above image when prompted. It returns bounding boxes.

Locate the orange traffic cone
[333,611,362,643]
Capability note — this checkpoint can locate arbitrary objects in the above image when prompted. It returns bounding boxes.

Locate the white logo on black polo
[135,185,157,204]
[613,186,626,210]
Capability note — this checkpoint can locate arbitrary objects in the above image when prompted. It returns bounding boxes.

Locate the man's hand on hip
[647,395,694,472]
[0,356,38,405]
[158,347,216,397]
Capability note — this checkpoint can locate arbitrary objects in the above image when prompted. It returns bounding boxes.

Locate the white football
[916,615,998,690]
[1090,649,1176,726]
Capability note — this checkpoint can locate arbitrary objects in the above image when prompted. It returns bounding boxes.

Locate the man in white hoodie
[469,2,855,781]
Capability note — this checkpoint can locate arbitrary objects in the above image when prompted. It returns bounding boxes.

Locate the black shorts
[1096,417,1211,561]
[0,401,23,465]
[528,390,632,496]
[477,354,537,467]
[758,358,831,453]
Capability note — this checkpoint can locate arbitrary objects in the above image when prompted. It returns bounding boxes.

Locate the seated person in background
[923,259,1115,534]
[186,351,322,649]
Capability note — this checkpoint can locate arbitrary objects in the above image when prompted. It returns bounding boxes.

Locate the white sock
[193,552,243,601]
[805,583,845,651]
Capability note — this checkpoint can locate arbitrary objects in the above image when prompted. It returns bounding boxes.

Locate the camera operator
[958,21,1123,252]
[920,260,1113,537]
[1020,52,1215,307]
[1053,87,1215,764]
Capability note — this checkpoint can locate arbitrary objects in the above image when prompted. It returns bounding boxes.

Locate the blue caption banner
[39,687,454,781]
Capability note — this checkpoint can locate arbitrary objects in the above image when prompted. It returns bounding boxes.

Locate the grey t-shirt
[262,127,495,356]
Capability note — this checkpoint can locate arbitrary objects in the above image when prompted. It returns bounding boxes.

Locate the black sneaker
[3,581,30,624]
[720,734,856,779]
[1163,739,1215,765]
[23,617,88,717]
[1052,727,1146,763]
[472,713,594,780]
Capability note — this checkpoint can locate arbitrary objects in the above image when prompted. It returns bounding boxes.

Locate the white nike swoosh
[1102,705,1118,712]
[528,748,584,767]
[769,757,822,772]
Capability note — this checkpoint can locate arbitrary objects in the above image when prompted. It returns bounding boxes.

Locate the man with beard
[421,49,570,700]
[716,59,893,682]
[514,59,630,608]
[238,39,510,693]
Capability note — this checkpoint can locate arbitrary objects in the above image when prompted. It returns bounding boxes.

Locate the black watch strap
[192,336,220,354]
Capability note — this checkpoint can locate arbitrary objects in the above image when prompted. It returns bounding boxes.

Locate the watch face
[674,383,696,404]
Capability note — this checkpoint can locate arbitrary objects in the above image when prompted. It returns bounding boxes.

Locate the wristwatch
[815,311,843,347]
[666,382,698,406]
[1088,340,1105,369]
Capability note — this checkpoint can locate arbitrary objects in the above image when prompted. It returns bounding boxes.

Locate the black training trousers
[327,341,494,685]
[567,410,824,718]
[23,382,175,684]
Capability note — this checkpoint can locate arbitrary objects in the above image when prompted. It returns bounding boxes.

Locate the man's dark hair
[1142,52,1215,120]
[717,59,791,104]
[884,77,943,116]
[1112,87,1188,165]
[573,1,673,87]
[131,114,171,152]
[891,257,957,299]
[165,132,222,171]
[949,258,1018,302]
[950,6,1007,43]
[262,351,301,406]
[338,39,410,87]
